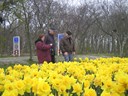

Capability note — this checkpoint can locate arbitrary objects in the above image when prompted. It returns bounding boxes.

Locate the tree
[95,0,128,56]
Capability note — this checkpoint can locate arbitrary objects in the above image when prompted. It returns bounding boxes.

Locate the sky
[55,0,112,7]
[67,0,82,6]
[54,0,82,7]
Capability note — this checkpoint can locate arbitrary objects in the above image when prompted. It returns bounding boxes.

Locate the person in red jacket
[35,34,53,64]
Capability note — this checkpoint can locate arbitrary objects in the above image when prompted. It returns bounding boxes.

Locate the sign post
[57,34,64,55]
[13,36,20,56]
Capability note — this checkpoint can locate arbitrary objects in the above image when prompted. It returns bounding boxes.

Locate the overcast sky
[55,0,112,7]
[67,0,82,6]
[54,0,82,7]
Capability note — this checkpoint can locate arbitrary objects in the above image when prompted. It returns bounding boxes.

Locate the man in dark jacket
[60,31,75,62]
[45,28,56,63]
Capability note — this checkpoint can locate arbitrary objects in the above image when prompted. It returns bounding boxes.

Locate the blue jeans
[63,53,73,62]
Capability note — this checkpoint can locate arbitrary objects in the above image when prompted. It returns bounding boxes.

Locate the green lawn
[0,54,111,69]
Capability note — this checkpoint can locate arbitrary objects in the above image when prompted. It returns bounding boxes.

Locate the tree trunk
[112,37,115,54]
[124,39,128,57]
[118,37,127,57]
[22,2,33,61]
[26,23,33,61]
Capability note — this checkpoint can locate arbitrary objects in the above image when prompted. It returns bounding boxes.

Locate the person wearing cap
[44,28,56,63]
[35,34,53,64]
[60,31,75,62]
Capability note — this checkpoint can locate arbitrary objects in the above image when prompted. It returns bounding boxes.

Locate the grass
[0,59,37,69]
[0,63,16,69]
[0,54,113,69]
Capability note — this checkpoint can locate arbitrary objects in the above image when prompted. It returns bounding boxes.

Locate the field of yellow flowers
[0,57,128,96]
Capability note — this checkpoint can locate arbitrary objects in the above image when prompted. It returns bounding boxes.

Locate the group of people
[35,28,75,64]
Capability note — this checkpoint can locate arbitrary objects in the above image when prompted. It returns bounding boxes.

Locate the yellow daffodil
[84,88,97,96]
[0,84,4,92]
[2,90,18,96]
[72,83,83,95]
[14,80,25,95]
[37,78,51,96]
[0,57,127,96]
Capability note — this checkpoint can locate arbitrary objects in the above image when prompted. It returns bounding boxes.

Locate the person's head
[48,28,56,35]
[65,31,72,38]
[39,34,45,41]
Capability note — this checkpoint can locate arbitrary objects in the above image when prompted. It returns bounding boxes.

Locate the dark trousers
[51,55,55,63]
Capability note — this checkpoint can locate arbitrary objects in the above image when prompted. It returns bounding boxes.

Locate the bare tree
[0,0,128,57]
[95,0,128,56]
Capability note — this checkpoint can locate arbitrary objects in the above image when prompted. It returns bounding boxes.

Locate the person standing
[35,34,53,64]
[60,31,75,62]
[45,28,56,63]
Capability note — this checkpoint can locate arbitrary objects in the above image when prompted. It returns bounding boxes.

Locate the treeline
[0,0,128,59]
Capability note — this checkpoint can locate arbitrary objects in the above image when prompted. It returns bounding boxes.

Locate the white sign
[57,34,64,55]
[13,36,20,56]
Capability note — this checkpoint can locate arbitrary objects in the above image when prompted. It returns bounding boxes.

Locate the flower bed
[0,57,128,96]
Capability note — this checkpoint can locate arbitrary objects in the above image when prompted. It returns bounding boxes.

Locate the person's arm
[36,42,52,50]
[73,41,75,52]
[60,39,66,53]
[42,43,52,50]
[72,39,75,55]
